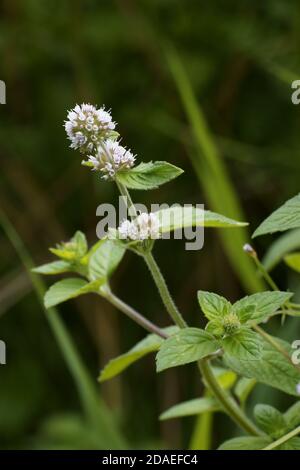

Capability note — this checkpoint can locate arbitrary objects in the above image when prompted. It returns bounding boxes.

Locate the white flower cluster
[64,104,115,154]
[65,103,136,180]
[118,212,160,241]
[88,139,135,179]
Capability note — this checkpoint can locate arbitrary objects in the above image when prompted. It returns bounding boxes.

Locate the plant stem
[251,252,279,291]
[115,181,260,436]
[263,425,300,450]
[143,251,187,328]
[0,210,126,447]
[254,324,300,373]
[198,360,262,436]
[105,290,168,338]
[116,179,138,218]
[144,252,260,435]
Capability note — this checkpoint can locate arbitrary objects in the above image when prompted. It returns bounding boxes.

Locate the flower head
[87,139,135,179]
[64,104,115,154]
[118,212,160,241]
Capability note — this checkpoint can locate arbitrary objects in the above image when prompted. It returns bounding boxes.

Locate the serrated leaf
[99,326,178,382]
[223,336,300,396]
[234,377,256,403]
[233,291,292,324]
[262,229,300,271]
[157,207,248,234]
[49,231,88,261]
[284,401,300,430]
[198,291,231,322]
[88,239,125,282]
[285,252,300,273]
[44,278,104,309]
[156,328,220,372]
[222,329,262,361]
[253,193,300,238]
[254,404,286,437]
[32,260,72,275]
[160,397,220,421]
[116,161,183,190]
[218,436,272,450]
[72,231,88,257]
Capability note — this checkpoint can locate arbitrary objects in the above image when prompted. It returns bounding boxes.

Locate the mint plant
[33,104,300,450]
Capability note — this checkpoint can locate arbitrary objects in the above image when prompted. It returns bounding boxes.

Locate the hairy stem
[115,179,138,219]
[105,289,168,338]
[115,180,259,436]
[199,360,262,436]
[143,251,187,328]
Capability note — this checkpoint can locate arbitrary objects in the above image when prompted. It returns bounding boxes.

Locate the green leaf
[88,239,125,282]
[253,193,300,238]
[49,231,88,261]
[157,207,248,234]
[218,436,272,450]
[223,336,300,396]
[234,377,256,404]
[160,397,220,421]
[32,260,72,275]
[116,161,183,190]
[284,401,300,430]
[44,278,104,309]
[233,291,292,324]
[262,229,300,271]
[198,291,231,322]
[99,326,178,382]
[156,328,220,372]
[214,368,237,390]
[278,437,300,450]
[254,404,286,437]
[72,231,88,257]
[222,329,262,361]
[284,252,300,273]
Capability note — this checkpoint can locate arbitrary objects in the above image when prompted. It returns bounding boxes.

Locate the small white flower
[118,212,160,241]
[64,104,115,153]
[87,139,135,179]
[296,383,300,395]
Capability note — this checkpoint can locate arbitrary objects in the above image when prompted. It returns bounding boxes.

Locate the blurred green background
[0,0,300,449]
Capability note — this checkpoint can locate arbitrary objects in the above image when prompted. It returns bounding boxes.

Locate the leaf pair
[33,233,125,309]
[156,290,291,372]
[199,290,292,330]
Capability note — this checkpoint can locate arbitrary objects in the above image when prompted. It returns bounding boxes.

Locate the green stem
[144,252,260,435]
[105,289,168,338]
[263,425,300,450]
[143,251,187,328]
[0,210,125,447]
[116,179,138,219]
[115,181,259,436]
[199,360,262,436]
